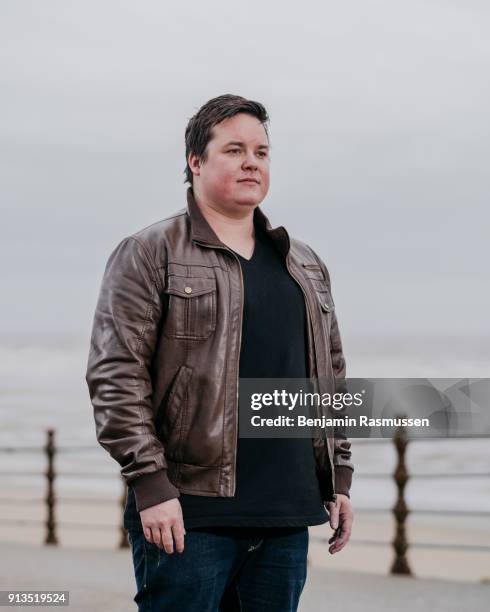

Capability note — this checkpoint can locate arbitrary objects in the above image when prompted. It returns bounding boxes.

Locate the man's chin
[235,199,260,207]
[232,192,266,207]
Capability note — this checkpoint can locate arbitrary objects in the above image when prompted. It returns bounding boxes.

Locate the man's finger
[328,525,342,545]
[329,527,352,554]
[329,503,339,529]
[151,526,163,549]
[161,524,174,554]
[341,516,353,534]
[330,537,348,554]
[172,522,186,554]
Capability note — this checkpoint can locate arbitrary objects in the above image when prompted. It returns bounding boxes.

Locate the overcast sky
[1,1,489,362]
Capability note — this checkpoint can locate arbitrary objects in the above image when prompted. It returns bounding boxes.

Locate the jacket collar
[186,187,290,257]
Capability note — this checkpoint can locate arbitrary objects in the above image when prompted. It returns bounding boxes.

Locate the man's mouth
[238,179,260,184]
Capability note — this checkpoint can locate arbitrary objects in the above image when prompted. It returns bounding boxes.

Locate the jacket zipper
[193,240,243,497]
[285,254,336,503]
[233,256,244,496]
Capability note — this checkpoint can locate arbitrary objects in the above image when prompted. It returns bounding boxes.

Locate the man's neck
[192,188,256,247]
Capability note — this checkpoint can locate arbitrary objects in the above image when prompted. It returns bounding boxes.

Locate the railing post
[44,428,58,545]
[119,475,129,549]
[390,423,412,575]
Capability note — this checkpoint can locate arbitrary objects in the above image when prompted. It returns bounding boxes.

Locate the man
[86,94,354,611]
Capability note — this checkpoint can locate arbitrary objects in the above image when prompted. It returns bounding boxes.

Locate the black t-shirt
[179,222,328,528]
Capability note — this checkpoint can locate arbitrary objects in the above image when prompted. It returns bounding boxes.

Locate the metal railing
[0,427,489,575]
[0,429,129,549]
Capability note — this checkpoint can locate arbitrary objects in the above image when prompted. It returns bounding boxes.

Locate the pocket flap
[165,275,217,298]
[315,288,335,313]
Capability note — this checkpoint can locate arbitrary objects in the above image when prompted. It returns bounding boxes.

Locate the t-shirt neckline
[231,226,264,264]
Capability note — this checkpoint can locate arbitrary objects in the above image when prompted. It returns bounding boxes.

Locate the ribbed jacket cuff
[334,466,353,498]
[130,470,180,512]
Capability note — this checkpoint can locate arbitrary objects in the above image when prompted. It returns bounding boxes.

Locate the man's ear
[187,152,201,177]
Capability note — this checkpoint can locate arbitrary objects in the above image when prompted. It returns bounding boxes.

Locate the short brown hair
[184,94,270,186]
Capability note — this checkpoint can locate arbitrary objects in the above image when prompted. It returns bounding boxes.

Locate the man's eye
[228,149,241,154]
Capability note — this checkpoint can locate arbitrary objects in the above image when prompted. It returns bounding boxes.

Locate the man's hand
[139,498,186,554]
[325,494,353,554]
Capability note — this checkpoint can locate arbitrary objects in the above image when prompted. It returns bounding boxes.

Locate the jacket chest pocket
[313,285,335,348]
[315,286,335,314]
[308,278,335,324]
[300,264,334,314]
[163,275,217,340]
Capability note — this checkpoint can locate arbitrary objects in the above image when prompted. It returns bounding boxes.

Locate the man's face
[190,112,270,210]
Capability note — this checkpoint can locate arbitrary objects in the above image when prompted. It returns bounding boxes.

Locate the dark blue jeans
[126,525,309,611]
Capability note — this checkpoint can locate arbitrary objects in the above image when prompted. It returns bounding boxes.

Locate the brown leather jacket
[86,188,354,511]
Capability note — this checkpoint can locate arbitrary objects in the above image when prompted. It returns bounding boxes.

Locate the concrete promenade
[0,542,488,611]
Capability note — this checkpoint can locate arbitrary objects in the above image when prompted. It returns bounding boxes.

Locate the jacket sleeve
[85,236,180,512]
[310,248,354,498]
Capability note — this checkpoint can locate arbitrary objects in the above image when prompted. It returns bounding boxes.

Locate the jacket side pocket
[158,365,193,459]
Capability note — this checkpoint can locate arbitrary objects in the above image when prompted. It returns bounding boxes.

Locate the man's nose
[242,151,258,170]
